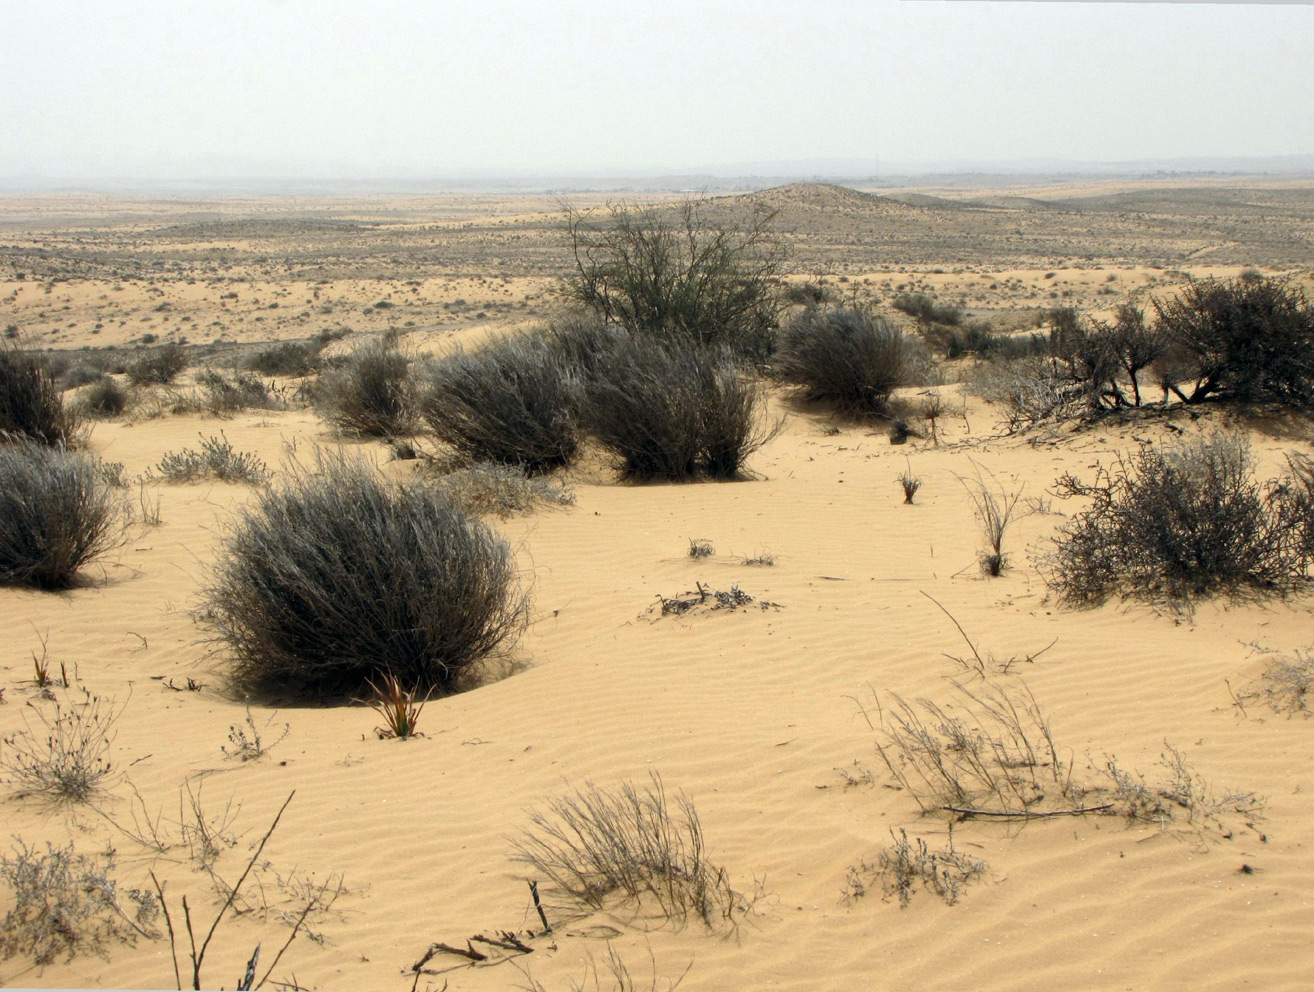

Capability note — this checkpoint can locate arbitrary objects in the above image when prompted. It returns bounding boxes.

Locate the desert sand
[2,181,1314,991]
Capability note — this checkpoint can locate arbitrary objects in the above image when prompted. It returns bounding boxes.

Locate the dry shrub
[420,334,582,473]
[583,335,777,481]
[204,451,527,698]
[0,443,124,588]
[0,839,158,965]
[1,684,123,803]
[243,339,324,377]
[1236,648,1314,717]
[513,773,741,931]
[312,338,415,437]
[1044,433,1314,604]
[845,828,987,908]
[194,369,280,413]
[78,375,129,418]
[126,343,189,386]
[427,461,575,518]
[0,340,77,445]
[958,463,1023,576]
[151,432,270,485]
[774,306,924,416]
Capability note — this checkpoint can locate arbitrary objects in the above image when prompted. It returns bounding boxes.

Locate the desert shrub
[583,336,775,480]
[564,198,787,363]
[1044,433,1314,604]
[204,452,528,697]
[243,340,323,377]
[845,828,987,908]
[538,314,623,383]
[194,369,278,413]
[126,343,189,386]
[0,341,76,445]
[891,292,961,326]
[78,375,129,418]
[427,461,576,518]
[513,773,741,930]
[62,361,110,389]
[1,686,122,803]
[0,444,123,588]
[924,319,1049,361]
[774,306,921,416]
[0,839,158,965]
[419,334,582,473]
[312,338,415,437]
[959,463,1024,576]
[1151,276,1314,406]
[964,355,1085,432]
[782,280,833,306]
[152,433,270,484]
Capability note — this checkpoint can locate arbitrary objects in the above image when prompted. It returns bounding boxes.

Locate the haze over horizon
[4,1,1312,185]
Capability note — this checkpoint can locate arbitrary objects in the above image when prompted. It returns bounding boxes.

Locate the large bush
[1151,276,1314,406]
[204,453,528,697]
[774,306,922,416]
[419,334,581,473]
[1044,433,1314,604]
[312,338,415,437]
[0,445,124,589]
[0,343,76,446]
[564,199,787,363]
[582,336,776,480]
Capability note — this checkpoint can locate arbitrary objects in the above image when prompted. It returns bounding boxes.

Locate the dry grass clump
[77,375,130,418]
[774,306,926,417]
[513,773,741,931]
[194,369,281,413]
[0,443,124,588]
[1044,433,1314,604]
[583,335,777,481]
[959,463,1023,576]
[0,684,123,803]
[204,451,528,698]
[0,839,158,965]
[126,342,189,386]
[845,827,987,908]
[1236,648,1314,717]
[426,461,576,518]
[312,337,416,438]
[243,339,325,377]
[151,432,271,485]
[420,333,582,473]
[0,340,78,445]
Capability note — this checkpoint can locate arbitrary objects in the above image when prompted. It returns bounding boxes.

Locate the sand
[2,185,1314,992]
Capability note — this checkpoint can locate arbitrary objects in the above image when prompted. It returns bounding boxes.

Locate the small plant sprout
[221,705,290,761]
[364,673,425,740]
[897,461,922,504]
[958,461,1023,576]
[687,538,715,560]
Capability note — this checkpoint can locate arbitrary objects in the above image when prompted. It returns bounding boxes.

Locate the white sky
[2,0,1311,179]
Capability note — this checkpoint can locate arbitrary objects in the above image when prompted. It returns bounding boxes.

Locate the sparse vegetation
[845,828,987,908]
[79,375,130,418]
[243,339,324,377]
[204,451,528,698]
[514,773,741,930]
[426,460,576,518]
[0,685,123,803]
[959,463,1023,576]
[127,343,189,386]
[0,443,124,588]
[221,706,290,761]
[194,369,279,413]
[1044,433,1314,604]
[364,673,425,740]
[152,432,270,484]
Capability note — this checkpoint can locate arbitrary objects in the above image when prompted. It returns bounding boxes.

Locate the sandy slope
[1,379,1313,992]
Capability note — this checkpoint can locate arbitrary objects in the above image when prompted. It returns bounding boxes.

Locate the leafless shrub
[194,369,281,413]
[958,463,1023,576]
[1,684,124,803]
[897,465,922,504]
[221,706,290,761]
[0,839,158,965]
[312,337,415,438]
[964,356,1083,432]
[687,538,714,560]
[516,943,691,992]
[1098,744,1263,833]
[845,827,987,908]
[1236,648,1314,716]
[513,773,741,931]
[0,339,79,445]
[127,343,189,386]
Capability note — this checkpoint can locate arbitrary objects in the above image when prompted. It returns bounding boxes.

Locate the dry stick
[942,803,1114,819]
[528,880,551,934]
[472,932,534,954]
[920,590,985,672]
[150,871,183,992]
[432,940,488,962]
[255,887,324,991]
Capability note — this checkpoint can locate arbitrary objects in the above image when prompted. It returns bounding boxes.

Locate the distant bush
[782,281,833,307]
[775,306,924,416]
[923,319,1049,361]
[419,334,582,473]
[564,198,787,363]
[62,362,110,390]
[428,461,576,518]
[583,335,776,480]
[205,452,528,697]
[78,376,129,419]
[0,342,77,446]
[312,338,415,437]
[194,369,278,413]
[243,340,323,377]
[0,445,123,588]
[892,292,962,326]
[126,343,189,386]
[1044,433,1314,604]
[1151,276,1314,407]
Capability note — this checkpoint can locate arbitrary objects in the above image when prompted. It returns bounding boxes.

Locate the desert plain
[2,176,1314,991]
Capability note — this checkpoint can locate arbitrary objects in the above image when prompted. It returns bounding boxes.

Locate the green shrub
[0,444,124,588]
[204,452,528,697]
[0,341,76,445]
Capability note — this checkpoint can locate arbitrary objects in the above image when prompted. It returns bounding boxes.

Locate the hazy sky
[3,0,1311,179]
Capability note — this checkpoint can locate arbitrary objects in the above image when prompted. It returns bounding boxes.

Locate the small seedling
[222,706,290,761]
[897,464,922,505]
[364,673,425,740]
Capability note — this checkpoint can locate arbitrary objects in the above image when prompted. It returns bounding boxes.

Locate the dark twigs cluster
[513,773,742,931]
[845,827,987,908]
[654,582,781,617]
